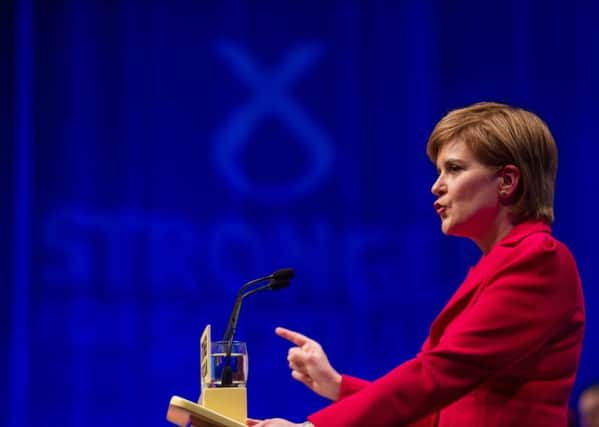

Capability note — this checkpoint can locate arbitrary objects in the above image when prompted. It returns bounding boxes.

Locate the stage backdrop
[2,1,598,426]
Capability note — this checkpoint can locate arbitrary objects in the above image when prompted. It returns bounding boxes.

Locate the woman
[249,102,586,426]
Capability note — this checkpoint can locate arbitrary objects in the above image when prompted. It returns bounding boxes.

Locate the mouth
[434,201,447,216]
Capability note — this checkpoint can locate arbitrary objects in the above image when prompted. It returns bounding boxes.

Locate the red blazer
[308,221,585,427]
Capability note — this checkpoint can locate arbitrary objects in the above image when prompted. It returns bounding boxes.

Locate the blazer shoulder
[488,230,582,306]
[498,226,572,261]
[514,231,578,270]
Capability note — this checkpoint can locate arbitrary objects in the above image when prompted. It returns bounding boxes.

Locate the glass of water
[206,340,248,387]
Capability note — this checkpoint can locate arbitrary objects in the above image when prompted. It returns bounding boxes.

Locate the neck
[473,210,516,255]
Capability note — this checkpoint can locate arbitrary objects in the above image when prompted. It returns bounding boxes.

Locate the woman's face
[431,140,502,240]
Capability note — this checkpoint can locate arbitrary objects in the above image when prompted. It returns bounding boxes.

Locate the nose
[431,174,445,197]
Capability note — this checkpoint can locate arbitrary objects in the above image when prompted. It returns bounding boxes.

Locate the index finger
[275,327,312,346]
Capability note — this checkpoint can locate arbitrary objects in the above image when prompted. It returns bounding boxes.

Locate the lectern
[167,325,247,427]
[167,267,295,426]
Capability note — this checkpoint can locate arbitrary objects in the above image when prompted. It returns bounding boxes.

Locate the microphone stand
[220,278,292,386]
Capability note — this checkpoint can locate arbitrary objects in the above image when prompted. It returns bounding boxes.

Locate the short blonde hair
[426,102,558,224]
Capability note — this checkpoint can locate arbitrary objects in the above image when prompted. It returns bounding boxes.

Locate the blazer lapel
[428,264,484,345]
[425,220,552,348]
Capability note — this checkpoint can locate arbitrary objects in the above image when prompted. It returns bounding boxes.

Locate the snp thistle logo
[212,42,334,203]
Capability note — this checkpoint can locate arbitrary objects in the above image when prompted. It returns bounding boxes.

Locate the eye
[447,163,463,173]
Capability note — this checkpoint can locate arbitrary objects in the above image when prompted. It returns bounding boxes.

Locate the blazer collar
[465,220,551,290]
[496,220,551,248]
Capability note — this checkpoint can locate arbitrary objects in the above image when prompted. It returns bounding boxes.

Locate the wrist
[331,372,342,400]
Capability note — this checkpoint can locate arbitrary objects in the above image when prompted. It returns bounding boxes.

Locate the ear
[498,164,520,199]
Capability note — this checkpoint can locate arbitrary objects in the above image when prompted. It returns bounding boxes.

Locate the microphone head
[272,268,294,281]
[269,279,291,291]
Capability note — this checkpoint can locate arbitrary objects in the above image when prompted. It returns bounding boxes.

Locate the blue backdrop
[2,1,598,426]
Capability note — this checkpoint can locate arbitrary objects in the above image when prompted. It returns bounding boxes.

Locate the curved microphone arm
[220,274,293,386]
[222,274,272,343]
[222,268,294,343]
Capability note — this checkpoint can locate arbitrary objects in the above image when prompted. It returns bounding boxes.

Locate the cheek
[452,187,498,220]
[458,179,497,206]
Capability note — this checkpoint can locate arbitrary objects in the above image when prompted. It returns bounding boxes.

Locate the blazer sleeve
[338,375,437,427]
[338,375,371,399]
[308,233,584,427]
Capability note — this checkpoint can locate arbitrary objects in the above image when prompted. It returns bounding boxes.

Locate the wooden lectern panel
[167,396,245,427]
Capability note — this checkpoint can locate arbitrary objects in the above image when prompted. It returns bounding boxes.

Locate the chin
[440,221,452,235]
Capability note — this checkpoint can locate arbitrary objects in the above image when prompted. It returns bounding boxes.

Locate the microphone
[222,268,294,343]
[220,268,294,386]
